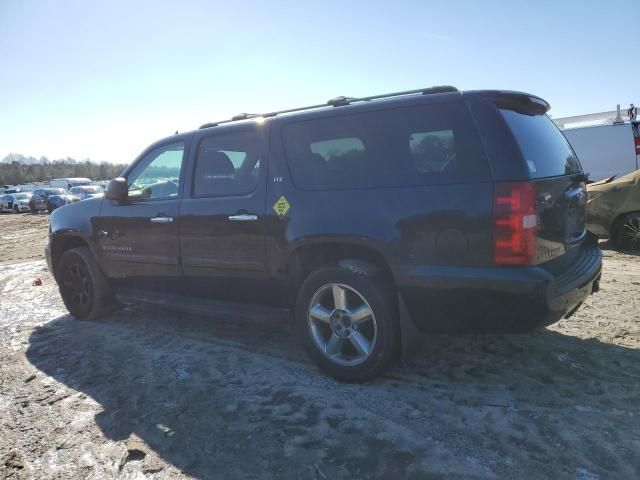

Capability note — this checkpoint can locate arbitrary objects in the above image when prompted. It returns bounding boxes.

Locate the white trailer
[562,123,639,181]
[554,105,639,182]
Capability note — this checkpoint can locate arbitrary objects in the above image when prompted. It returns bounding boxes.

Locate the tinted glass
[500,109,582,178]
[193,129,262,197]
[282,102,490,190]
[310,138,366,160]
[128,141,184,200]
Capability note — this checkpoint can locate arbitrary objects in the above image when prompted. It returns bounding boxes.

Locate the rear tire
[13,206,19,214]
[295,263,399,382]
[57,247,114,320]
[612,212,640,251]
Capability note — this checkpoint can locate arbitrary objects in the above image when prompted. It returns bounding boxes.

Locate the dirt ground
[0,213,49,265]
[0,213,639,479]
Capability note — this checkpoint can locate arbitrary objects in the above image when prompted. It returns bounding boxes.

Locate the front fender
[48,197,104,272]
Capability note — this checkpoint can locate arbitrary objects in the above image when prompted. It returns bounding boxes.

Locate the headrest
[202,151,235,176]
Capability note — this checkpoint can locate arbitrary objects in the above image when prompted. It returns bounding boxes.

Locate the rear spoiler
[493,93,550,116]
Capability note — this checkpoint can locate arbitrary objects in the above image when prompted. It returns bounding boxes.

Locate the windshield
[45,188,65,195]
[500,109,582,178]
[14,193,31,199]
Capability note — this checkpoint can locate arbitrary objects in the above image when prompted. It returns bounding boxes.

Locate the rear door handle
[228,214,258,222]
[150,216,173,223]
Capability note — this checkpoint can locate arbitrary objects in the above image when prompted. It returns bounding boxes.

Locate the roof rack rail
[198,85,458,129]
[327,96,356,106]
[231,113,260,121]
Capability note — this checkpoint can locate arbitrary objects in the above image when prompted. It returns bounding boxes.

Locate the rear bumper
[396,239,602,333]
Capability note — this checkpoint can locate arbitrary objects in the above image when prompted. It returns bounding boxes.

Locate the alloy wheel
[62,261,92,311]
[307,283,377,366]
[622,215,640,248]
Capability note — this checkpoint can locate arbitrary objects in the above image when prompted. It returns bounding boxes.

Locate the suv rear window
[499,109,582,178]
[282,102,490,190]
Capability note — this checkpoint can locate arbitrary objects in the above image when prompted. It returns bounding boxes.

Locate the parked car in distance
[29,188,66,213]
[1,194,16,213]
[69,185,104,200]
[47,193,80,212]
[7,192,33,212]
[47,86,602,381]
[1,192,31,212]
[16,184,39,193]
[587,169,640,250]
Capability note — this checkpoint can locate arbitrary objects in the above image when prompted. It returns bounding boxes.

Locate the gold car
[587,170,640,249]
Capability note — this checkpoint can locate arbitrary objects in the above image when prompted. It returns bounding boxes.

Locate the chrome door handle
[228,214,258,222]
[150,216,173,223]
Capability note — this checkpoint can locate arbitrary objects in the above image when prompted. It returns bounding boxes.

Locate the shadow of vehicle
[26,303,640,478]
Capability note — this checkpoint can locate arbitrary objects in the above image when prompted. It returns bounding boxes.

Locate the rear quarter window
[282,102,490,190]
[500,109,582,178]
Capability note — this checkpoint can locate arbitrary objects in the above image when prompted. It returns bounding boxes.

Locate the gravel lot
[0,213,49,265]
[1,213,639,479]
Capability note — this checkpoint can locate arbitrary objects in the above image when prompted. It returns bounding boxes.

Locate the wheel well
[51,235,89,276]
[287,243,395,300]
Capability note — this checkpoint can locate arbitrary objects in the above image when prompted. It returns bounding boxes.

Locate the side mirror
[105,177,128,202]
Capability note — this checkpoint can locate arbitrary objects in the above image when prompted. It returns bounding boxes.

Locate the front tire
[57,247,114,320]
[295,263,399,382]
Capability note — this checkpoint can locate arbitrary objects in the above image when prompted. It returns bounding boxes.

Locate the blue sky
[1,0,638,164]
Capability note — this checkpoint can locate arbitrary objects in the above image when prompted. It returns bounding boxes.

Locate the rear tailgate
[496,95,587,265]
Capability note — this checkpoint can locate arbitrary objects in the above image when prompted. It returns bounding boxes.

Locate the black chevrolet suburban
[46,86,602,381]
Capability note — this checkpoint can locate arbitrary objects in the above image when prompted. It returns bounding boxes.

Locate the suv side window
[409,129,456,174]
[192,129,262,197]
[310,137,365,161]
[127,141,184,200]
[282,102,490,190]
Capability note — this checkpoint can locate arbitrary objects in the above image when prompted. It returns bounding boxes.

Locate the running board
[115,288,290,323]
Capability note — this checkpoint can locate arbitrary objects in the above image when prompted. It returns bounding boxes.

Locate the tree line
[0,154,128,186]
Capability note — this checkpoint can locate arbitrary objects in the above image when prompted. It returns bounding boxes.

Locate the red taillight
[634,137,640,155]
[493,182,538,265]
